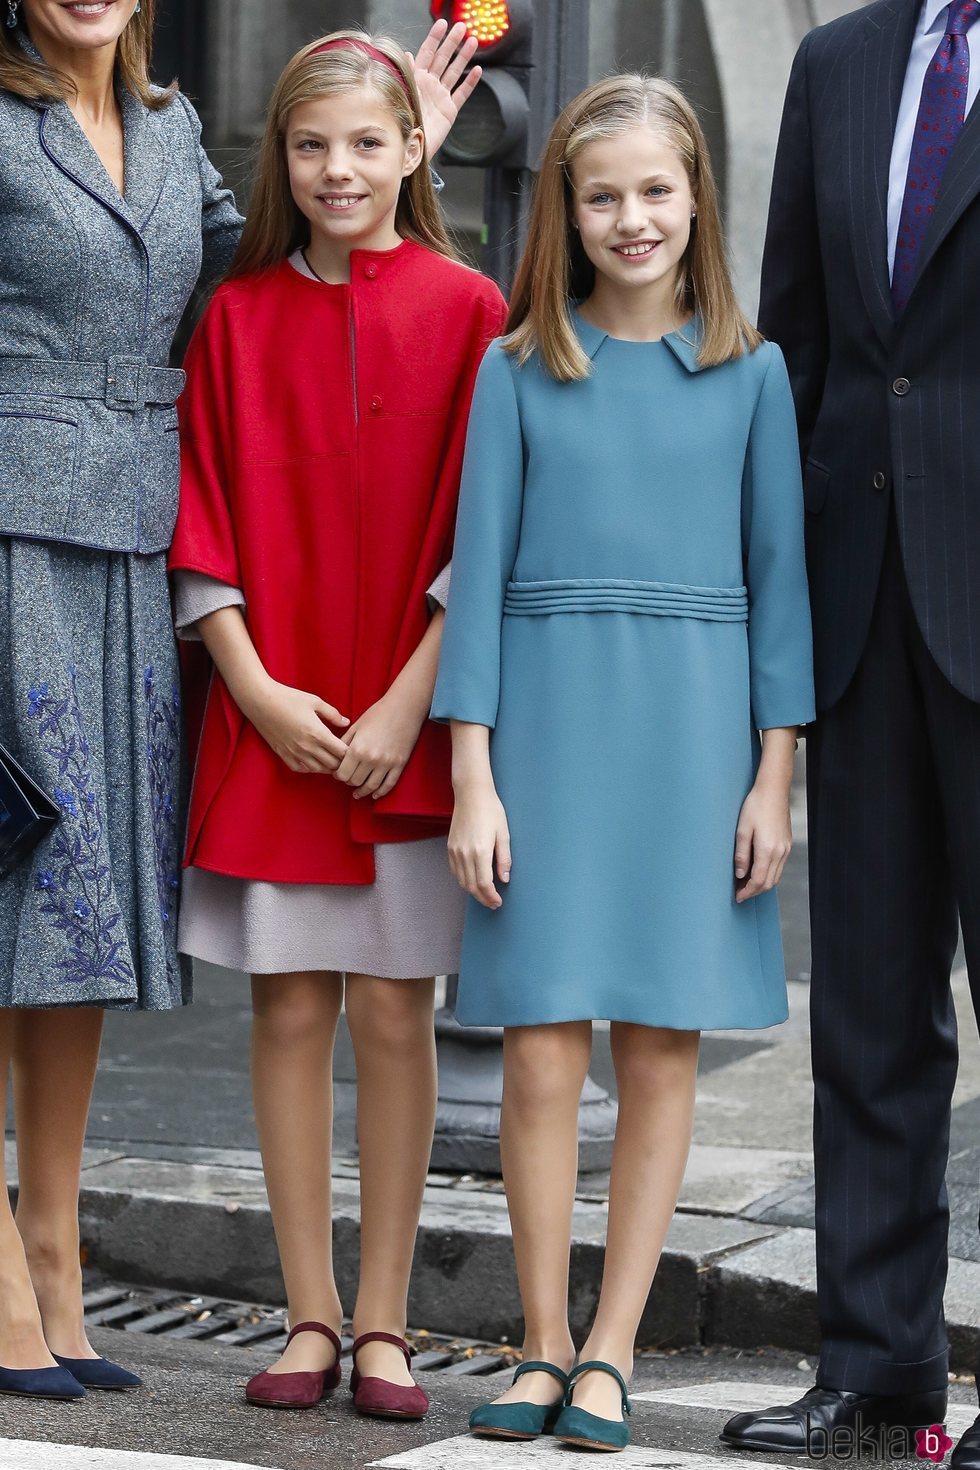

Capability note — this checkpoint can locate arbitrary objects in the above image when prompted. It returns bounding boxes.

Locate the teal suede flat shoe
[553,1359,632,1453]
[469,1359,569,1440]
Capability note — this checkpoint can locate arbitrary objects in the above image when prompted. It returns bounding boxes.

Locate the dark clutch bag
[0,741,59,880]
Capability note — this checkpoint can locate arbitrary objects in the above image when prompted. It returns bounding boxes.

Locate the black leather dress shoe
[720,1385,949,1456]
[951,1412,980,1469]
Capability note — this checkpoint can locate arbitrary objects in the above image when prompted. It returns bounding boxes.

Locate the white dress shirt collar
[921,0,963,35]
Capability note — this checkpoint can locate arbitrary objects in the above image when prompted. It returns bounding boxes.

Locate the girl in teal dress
[431,76,815,1452]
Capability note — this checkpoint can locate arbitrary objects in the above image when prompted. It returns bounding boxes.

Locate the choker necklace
[301,249,335,285]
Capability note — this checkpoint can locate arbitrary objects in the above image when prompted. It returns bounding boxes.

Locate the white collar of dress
[921,0,956,35]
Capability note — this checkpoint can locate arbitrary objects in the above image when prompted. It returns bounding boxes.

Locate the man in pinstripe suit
[722,0,980,1459]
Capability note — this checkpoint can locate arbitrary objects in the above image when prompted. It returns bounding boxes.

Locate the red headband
[309,39,413,101]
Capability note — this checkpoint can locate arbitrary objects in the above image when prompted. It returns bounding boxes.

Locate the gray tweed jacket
[0,40,243,553]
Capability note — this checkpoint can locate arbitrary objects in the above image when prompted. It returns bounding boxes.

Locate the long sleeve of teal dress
[741,344,815,730]
[431,343,524,729]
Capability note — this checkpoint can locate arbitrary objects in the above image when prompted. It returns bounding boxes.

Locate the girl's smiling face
[570,125,695,300]
[286,86,423,259]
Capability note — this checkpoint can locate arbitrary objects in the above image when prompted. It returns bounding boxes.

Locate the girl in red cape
[168,31,506,1421]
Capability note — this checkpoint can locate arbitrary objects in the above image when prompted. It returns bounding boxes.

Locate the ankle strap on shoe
[514,1360,569,1390]
[285,1320,342,1355]
[565,1360,632,1416]
[351,1331,413,1368]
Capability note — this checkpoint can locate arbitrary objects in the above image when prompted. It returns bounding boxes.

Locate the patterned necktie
[892,0,980,313]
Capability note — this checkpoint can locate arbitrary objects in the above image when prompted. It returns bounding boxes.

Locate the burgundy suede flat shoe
[350,1331,430,1420]
[245,1321,342,1409]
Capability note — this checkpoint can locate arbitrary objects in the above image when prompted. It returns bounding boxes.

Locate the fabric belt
[0,355,186,411]
[503,578,749,622]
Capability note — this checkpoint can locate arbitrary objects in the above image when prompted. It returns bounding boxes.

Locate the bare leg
[573,1023,700,1419]
[0,1010,56,1369]
[251,971,344,1374]
[345,974,436,1387]
[12,1006,105,1359]
[489,1022,592,1407]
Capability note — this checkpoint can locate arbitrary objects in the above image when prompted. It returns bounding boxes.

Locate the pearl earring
[6,0,19,29]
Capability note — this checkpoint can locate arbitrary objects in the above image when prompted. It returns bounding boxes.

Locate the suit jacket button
[873,471,887,491]
[364,263,379,279]
[369,395,383,412]
[892,377,911,396]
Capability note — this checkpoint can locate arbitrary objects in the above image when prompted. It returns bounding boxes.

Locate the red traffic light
[430,1,530,60]
[428,0,533,167]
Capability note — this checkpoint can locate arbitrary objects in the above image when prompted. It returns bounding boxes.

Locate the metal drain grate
[82,1280,516,1377]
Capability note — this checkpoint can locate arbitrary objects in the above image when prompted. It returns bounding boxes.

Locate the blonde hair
[0,0,175,110]
[227,30,460,280]
[506,74,761,381]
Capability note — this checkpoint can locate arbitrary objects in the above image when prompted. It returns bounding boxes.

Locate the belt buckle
[105,355,147,411]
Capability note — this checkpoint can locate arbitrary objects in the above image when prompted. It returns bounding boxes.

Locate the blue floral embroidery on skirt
[26,667,134,987]
[143,666,180,929]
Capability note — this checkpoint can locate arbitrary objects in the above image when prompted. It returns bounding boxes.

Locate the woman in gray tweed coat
[0,0,477,1394]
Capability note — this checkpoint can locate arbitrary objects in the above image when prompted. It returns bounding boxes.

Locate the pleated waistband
[503,578,748,621]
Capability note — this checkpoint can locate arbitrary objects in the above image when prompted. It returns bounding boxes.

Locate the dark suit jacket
[760,0,980,711]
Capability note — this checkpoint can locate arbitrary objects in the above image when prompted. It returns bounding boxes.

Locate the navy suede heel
[53,1355,142,1391]
[0,1364,85,1400]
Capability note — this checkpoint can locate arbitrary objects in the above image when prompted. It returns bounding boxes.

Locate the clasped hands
[244,679,425,802]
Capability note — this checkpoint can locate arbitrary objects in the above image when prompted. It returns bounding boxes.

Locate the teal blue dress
[431,314,815,1030]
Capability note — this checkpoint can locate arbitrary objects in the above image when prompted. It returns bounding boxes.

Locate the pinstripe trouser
[808,511,980,1395]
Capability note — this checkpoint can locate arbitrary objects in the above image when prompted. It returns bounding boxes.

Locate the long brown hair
[0,0,175,110]
[227,30,460,281]
[507,74,761,381]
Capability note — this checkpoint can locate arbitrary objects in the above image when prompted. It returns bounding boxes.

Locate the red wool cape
[169,242,507,884]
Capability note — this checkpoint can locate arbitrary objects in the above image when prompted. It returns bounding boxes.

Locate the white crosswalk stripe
[370,1442,785,1468]
[633,1381,978,1439]
[0,1442,288,1470]
[371,1382,978,1466]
